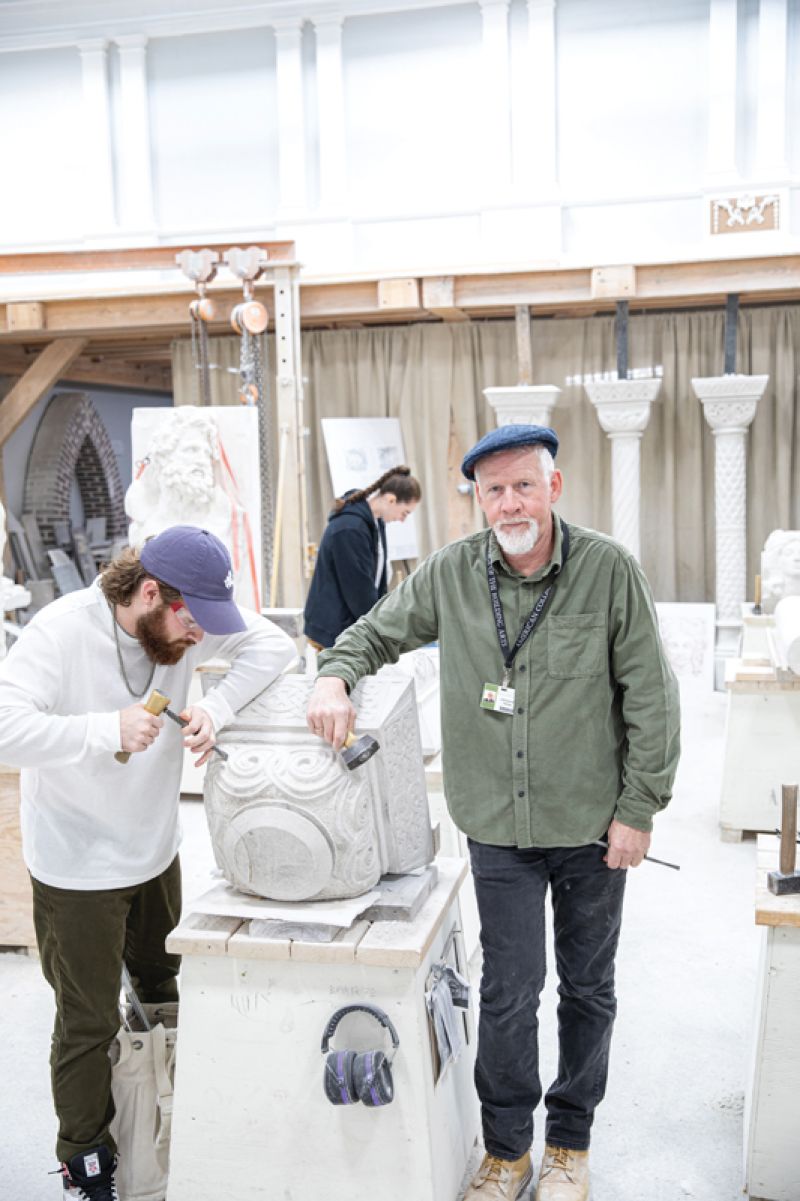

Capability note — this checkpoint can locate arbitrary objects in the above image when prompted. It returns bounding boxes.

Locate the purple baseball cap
[140,526,246,635]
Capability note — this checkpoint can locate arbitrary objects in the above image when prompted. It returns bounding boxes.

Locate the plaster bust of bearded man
[125,407,232,551]
[761,529,800,614]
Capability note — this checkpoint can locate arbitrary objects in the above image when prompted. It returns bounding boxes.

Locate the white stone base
[166,858,479,1201]
[719,664,800,837]
[745,836,800,1201]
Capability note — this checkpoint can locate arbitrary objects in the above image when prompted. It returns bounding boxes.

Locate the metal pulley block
[230,300,269,335]
[189,296,216,322]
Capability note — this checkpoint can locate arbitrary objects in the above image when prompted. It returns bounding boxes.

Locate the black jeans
[31,856,182,1162]
[469,839,626,1158]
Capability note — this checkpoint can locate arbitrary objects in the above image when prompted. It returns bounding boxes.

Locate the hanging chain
[255,329,274,594]
[189,290,213,406]
[234,275,274,596]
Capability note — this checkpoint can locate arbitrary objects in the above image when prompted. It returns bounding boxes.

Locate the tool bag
[109,1001,179,1201]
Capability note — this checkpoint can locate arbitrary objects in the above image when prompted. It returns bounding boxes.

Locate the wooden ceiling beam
[0,255,797,362]
[0,337,87,445]
[421,277,470,321]
[0,240,296,275]
[0,348,171,393]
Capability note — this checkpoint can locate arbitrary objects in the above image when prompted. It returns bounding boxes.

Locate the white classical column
[585,379,661,561]
[706,0,738,182]
[755,0,788,178]
[115,36,156,233]
[478,0,512,197]
[526,0,557,191]
[78,40,116,235]
[274,19,307,215]
[484,385,561,428]
[313,16,347,212]
[693,375,768,665]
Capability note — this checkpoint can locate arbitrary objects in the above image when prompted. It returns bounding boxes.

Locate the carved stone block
[385,648,441,757]
[761,529,800,614]
[203,673,435,901]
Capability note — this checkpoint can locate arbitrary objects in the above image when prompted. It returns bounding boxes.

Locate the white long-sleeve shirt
[0,581,296,889]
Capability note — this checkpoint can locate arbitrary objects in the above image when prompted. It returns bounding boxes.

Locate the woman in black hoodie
[304,465,422,649]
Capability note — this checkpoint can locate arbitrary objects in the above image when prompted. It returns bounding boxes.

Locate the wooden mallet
[115,689,170,765]
[767,784,800,895]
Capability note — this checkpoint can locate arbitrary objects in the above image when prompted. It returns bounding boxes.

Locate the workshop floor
[1,684,757,1201]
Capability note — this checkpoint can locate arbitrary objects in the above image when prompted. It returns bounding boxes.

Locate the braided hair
[333,465,422,512]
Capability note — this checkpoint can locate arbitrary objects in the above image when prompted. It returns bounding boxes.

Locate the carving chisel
[163,705,229,761]
[593,839,680,871]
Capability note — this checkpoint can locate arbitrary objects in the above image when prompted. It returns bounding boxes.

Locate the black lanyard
[485,519,570,680]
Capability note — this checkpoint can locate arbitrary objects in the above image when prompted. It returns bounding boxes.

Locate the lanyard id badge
[480,681,516,714]
[481,519,570,715]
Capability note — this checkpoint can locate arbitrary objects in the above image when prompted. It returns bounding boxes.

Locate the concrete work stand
[165,857,479,1201]
[718,659,800,840]
[744,836,800,1201]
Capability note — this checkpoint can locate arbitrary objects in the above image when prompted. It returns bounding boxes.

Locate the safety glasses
[168,601,202,632]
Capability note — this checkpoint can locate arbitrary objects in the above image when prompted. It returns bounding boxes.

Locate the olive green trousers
[31,857,181,1163]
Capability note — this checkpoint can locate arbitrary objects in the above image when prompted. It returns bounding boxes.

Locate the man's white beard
[494,518,540,556]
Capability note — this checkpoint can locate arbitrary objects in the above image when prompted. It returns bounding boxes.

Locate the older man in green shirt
[307,424,680,1201]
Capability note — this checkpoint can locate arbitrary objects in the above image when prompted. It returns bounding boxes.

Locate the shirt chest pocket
[547,612,607,678]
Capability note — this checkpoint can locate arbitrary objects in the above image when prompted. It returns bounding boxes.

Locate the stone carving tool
[767,783,800,895]
[114,689,170,764]
[341,730,380,771]
[593,839,680,871]
[162,704,229,762]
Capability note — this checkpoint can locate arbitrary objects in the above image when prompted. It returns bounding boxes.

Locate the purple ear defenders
[321,1003,400,1107]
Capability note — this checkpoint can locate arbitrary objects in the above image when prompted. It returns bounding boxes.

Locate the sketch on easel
[126,405,262,610]
[655,602,715,693]
[321,417,419,560]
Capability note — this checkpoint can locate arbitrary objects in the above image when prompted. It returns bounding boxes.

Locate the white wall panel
[0,49,85,242]
[343,6,482,213]
[147,28,279,231]
[787,0,800,175]
[557,0,708,199]
[562,197,702,263]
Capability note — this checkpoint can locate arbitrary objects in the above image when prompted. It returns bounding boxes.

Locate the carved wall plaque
[710,194,779,235]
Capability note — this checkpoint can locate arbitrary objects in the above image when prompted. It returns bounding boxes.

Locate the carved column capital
[693,374,768,433]
[585,378,660,437]
[484,385,561,429]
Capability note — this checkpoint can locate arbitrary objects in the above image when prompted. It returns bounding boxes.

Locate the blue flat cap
[461,424,559,480]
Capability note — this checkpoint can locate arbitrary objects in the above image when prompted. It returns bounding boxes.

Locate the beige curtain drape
[172,304,800,602]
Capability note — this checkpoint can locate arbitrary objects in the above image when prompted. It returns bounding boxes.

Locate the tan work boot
[535,1145,590,1201]
[464,1152,533,1200]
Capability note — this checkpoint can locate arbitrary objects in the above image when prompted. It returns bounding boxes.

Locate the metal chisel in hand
[163,705,229,761]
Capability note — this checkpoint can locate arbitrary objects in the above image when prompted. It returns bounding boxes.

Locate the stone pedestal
[746,835,800,1201]
[484,384,560,428]
[165,858,479,1201]
[719,658,800,840]
[693,375,768,680]
[585,378,660,560]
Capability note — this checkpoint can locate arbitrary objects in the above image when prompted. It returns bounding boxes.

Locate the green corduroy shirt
[318,517,680,848]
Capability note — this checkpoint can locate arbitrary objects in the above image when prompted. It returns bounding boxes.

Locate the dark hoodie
[304,495,389,648]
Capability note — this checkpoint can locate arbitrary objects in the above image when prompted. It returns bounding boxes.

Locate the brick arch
[23,391,127,548]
